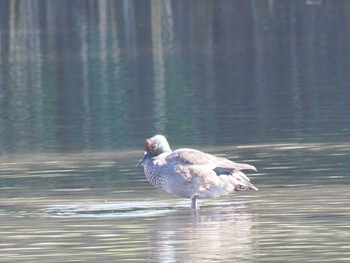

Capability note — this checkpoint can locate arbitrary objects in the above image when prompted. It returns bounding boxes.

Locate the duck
[137,135,258,209]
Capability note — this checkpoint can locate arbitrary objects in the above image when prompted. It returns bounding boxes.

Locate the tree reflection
[0,0,349,154]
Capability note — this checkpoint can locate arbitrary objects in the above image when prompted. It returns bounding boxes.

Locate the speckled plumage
[137,135,258,209]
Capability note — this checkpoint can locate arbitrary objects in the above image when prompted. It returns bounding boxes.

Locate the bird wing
[167,148,257,172]
[175,164,258,195]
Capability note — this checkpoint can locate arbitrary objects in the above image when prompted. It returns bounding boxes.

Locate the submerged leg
[191,196,199,209]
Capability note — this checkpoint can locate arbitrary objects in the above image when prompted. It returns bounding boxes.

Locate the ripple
[41,201,174,218]
[37,199,246,218]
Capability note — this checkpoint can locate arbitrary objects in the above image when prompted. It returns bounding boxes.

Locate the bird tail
[233,171,258,191]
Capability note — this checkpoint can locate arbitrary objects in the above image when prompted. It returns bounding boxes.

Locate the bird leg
[191,195,199,209]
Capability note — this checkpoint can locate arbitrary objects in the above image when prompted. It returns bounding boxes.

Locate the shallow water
[1,143,349,262]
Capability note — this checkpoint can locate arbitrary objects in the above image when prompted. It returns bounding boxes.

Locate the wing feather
[166,148,257,172]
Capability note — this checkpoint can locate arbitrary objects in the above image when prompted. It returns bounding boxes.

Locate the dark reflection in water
[1,143,349,262]
[0,1,349,153]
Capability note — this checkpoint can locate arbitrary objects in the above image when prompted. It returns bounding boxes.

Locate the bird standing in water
[137,135,258,209]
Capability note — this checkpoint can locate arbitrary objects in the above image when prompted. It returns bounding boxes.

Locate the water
[1,1,350,262]
[1,143,349,262]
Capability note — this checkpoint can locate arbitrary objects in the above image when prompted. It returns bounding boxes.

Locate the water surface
[1,143,349,262]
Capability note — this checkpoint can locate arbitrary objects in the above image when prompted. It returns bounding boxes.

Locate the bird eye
[151,144,157,149]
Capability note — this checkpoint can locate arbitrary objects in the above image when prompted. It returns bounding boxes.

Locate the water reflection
[147,208,254,262]
[1,1,350,153]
